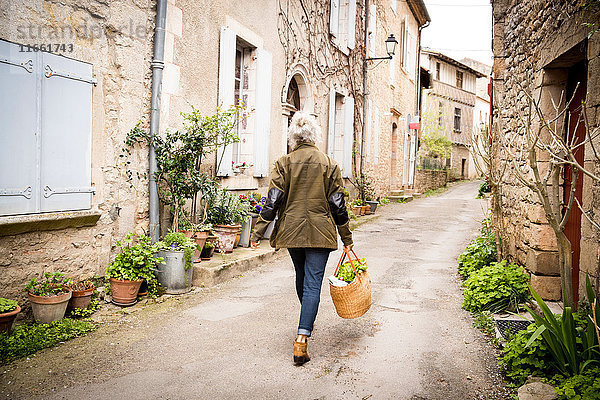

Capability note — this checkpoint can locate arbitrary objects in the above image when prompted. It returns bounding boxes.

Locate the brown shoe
[293,340,310,365]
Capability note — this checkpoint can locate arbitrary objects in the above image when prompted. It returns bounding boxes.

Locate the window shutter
[347,0,357,50]
[374,106,380,163]
[0,40,38,216]
[253,48,272,178]
[342,96,354,178]
[368,5,377,57]
[327,88,336,158]
[366,99,372,162]
[217,26,236,176]
[329,0,340,37]
[40,52,93,213]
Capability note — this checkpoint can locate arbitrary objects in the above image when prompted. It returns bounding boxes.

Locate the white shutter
[327,88,336,158]
[374,106,380,163]
[40,52,93,213]
[347,0,357,50]
[366,99,372,162]
[0,40,38,215]
[253,48,272,178]
[368,5,377,57]
[403,23,409,70]
[217,26,236,176]
[342,96,354,178]
[329,0,340,37]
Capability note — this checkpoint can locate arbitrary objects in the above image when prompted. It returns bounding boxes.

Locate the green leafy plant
[105,233,164,282]
[349,198,364,207]
[25,272,72,297]
[553,367,600,399]
[0,318,96,364]
[203,240,215,249]
[500,323,554,386]
[462,260,530,313]
[206,187,248,226]
[380,196,390,205]
[472,311,497,342]
[457,218,497,278]
[476,180,491,199]
[161,232,197,271]
[68,298,100,319]
[350,172,376,202]
[335,258,367,283]
[524,283,600,377]
[0,298,18,314]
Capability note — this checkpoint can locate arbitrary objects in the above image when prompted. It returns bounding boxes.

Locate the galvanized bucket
[156,250,193,294]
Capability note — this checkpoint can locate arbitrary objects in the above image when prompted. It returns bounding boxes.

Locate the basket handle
[334,248,362,281]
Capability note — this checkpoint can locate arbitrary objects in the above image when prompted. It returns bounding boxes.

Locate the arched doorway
[282,67,314,154]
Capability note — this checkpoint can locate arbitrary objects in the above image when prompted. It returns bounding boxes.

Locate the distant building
[420,49,486,179]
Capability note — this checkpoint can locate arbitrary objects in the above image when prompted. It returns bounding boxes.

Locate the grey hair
[288,112,320,149]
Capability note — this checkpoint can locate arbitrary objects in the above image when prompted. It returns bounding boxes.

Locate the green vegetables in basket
[335,258,367,283]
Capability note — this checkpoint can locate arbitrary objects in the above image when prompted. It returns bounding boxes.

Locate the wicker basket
[329,248,372,319]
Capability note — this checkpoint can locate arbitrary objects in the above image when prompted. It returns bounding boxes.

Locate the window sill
[0,209,102,237]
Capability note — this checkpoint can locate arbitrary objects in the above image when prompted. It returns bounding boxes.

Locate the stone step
[389,190,405,197]
[388,194,413,202]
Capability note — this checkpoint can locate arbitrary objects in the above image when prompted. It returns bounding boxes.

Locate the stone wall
[414,169,448,193]
[491,0,600,299]
[0,0,154,304]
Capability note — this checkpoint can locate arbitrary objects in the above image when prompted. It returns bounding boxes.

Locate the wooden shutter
[347,0,357,50]
[217,26,236,176]
[368,5,377,58]
[253,48,272,177]
[0,40,38,215]
[40,51,93,212]
[329,0,340,37]
[342,96,354,178]
[327,88,336,158]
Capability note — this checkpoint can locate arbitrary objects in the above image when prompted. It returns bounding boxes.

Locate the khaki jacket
[251,142,352,249]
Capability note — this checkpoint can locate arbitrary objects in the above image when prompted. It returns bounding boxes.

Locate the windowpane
[456,70,463,89]
[454,107,462,131]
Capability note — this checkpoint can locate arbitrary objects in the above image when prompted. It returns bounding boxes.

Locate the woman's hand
[251,240,260,249]
[344,244,353,252]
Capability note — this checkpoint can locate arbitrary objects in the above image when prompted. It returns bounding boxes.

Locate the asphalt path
[1,180,510,399]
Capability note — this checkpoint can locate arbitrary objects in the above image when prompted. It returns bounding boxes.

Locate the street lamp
[366,34,398,61]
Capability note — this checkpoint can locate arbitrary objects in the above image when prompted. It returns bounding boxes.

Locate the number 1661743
[19,44,74,53]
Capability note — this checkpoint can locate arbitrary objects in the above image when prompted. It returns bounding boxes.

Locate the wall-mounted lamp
[366,34,398,61]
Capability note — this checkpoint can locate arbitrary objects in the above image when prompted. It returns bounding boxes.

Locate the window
[435,62,441,80]
[328,89,354,177]
[456,70,463,89]
[218,26,272,178]
[400,18,407,69]
[330,0,357,51]
[0,39,93,216]
[438,101,443,127]
[454,107,462,132]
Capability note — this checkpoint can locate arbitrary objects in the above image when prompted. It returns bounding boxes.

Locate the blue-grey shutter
[40,52,93,212]
[342,96,354,178]
[0,40,38,215]
[217,26,236,176]
[327,89,336,158]
[253,48,272,177]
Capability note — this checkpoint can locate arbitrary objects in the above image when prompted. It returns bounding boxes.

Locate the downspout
[149,0,167,242]
[412,19,429,186]
[359,0,369,176]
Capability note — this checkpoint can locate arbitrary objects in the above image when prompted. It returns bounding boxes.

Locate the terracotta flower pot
[234,231,241,248]
[68,283,95,311]
[352,206,361,216]
[192,231,209,262]
[363,205,371,215]
[214,225,240,253]
[28,290,72,324]
[109,278,143,307]
[0,304,21,333]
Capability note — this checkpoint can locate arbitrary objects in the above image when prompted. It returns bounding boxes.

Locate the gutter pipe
[149,0,167,242]
[359,0,369,177]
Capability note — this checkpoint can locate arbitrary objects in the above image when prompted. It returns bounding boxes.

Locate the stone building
[361,0,430,194]
[0,1,428,301]
[490,0,600,300]
[420,49,485,180]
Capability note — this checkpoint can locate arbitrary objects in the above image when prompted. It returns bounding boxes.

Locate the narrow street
[1,181,508,400]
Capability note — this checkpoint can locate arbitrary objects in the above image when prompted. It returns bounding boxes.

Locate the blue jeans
[288,248,332,337]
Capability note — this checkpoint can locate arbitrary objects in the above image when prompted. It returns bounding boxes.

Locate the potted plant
[200,239,216,260]
[349,199,363,217]
[68,279,95,311]
[156,232,197,294]
[25,272,72,324]
[351,173,377,214]
[0,297,20,333]
[207,187,247,253]
[105,233,163,307]
[180,220,212,261]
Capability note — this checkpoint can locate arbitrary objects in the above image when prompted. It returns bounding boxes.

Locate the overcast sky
[420,0,493,66]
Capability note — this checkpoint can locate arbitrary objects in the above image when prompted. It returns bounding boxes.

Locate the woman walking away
[250,112,353,365]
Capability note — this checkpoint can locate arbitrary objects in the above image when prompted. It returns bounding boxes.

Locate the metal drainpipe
[359,0,369,177]
[412,20,429,186]
[149,0,167,242]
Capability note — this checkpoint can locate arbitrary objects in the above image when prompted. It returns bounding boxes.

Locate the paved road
[1,181,510,399]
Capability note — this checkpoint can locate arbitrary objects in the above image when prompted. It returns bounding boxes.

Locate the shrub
[457,219,496,278]
[500,323,554,386]
[0,298,18,314]
[462,260,530,312]
[0,319,97,363]
[553,368,600,400]
[476,180,490,199]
